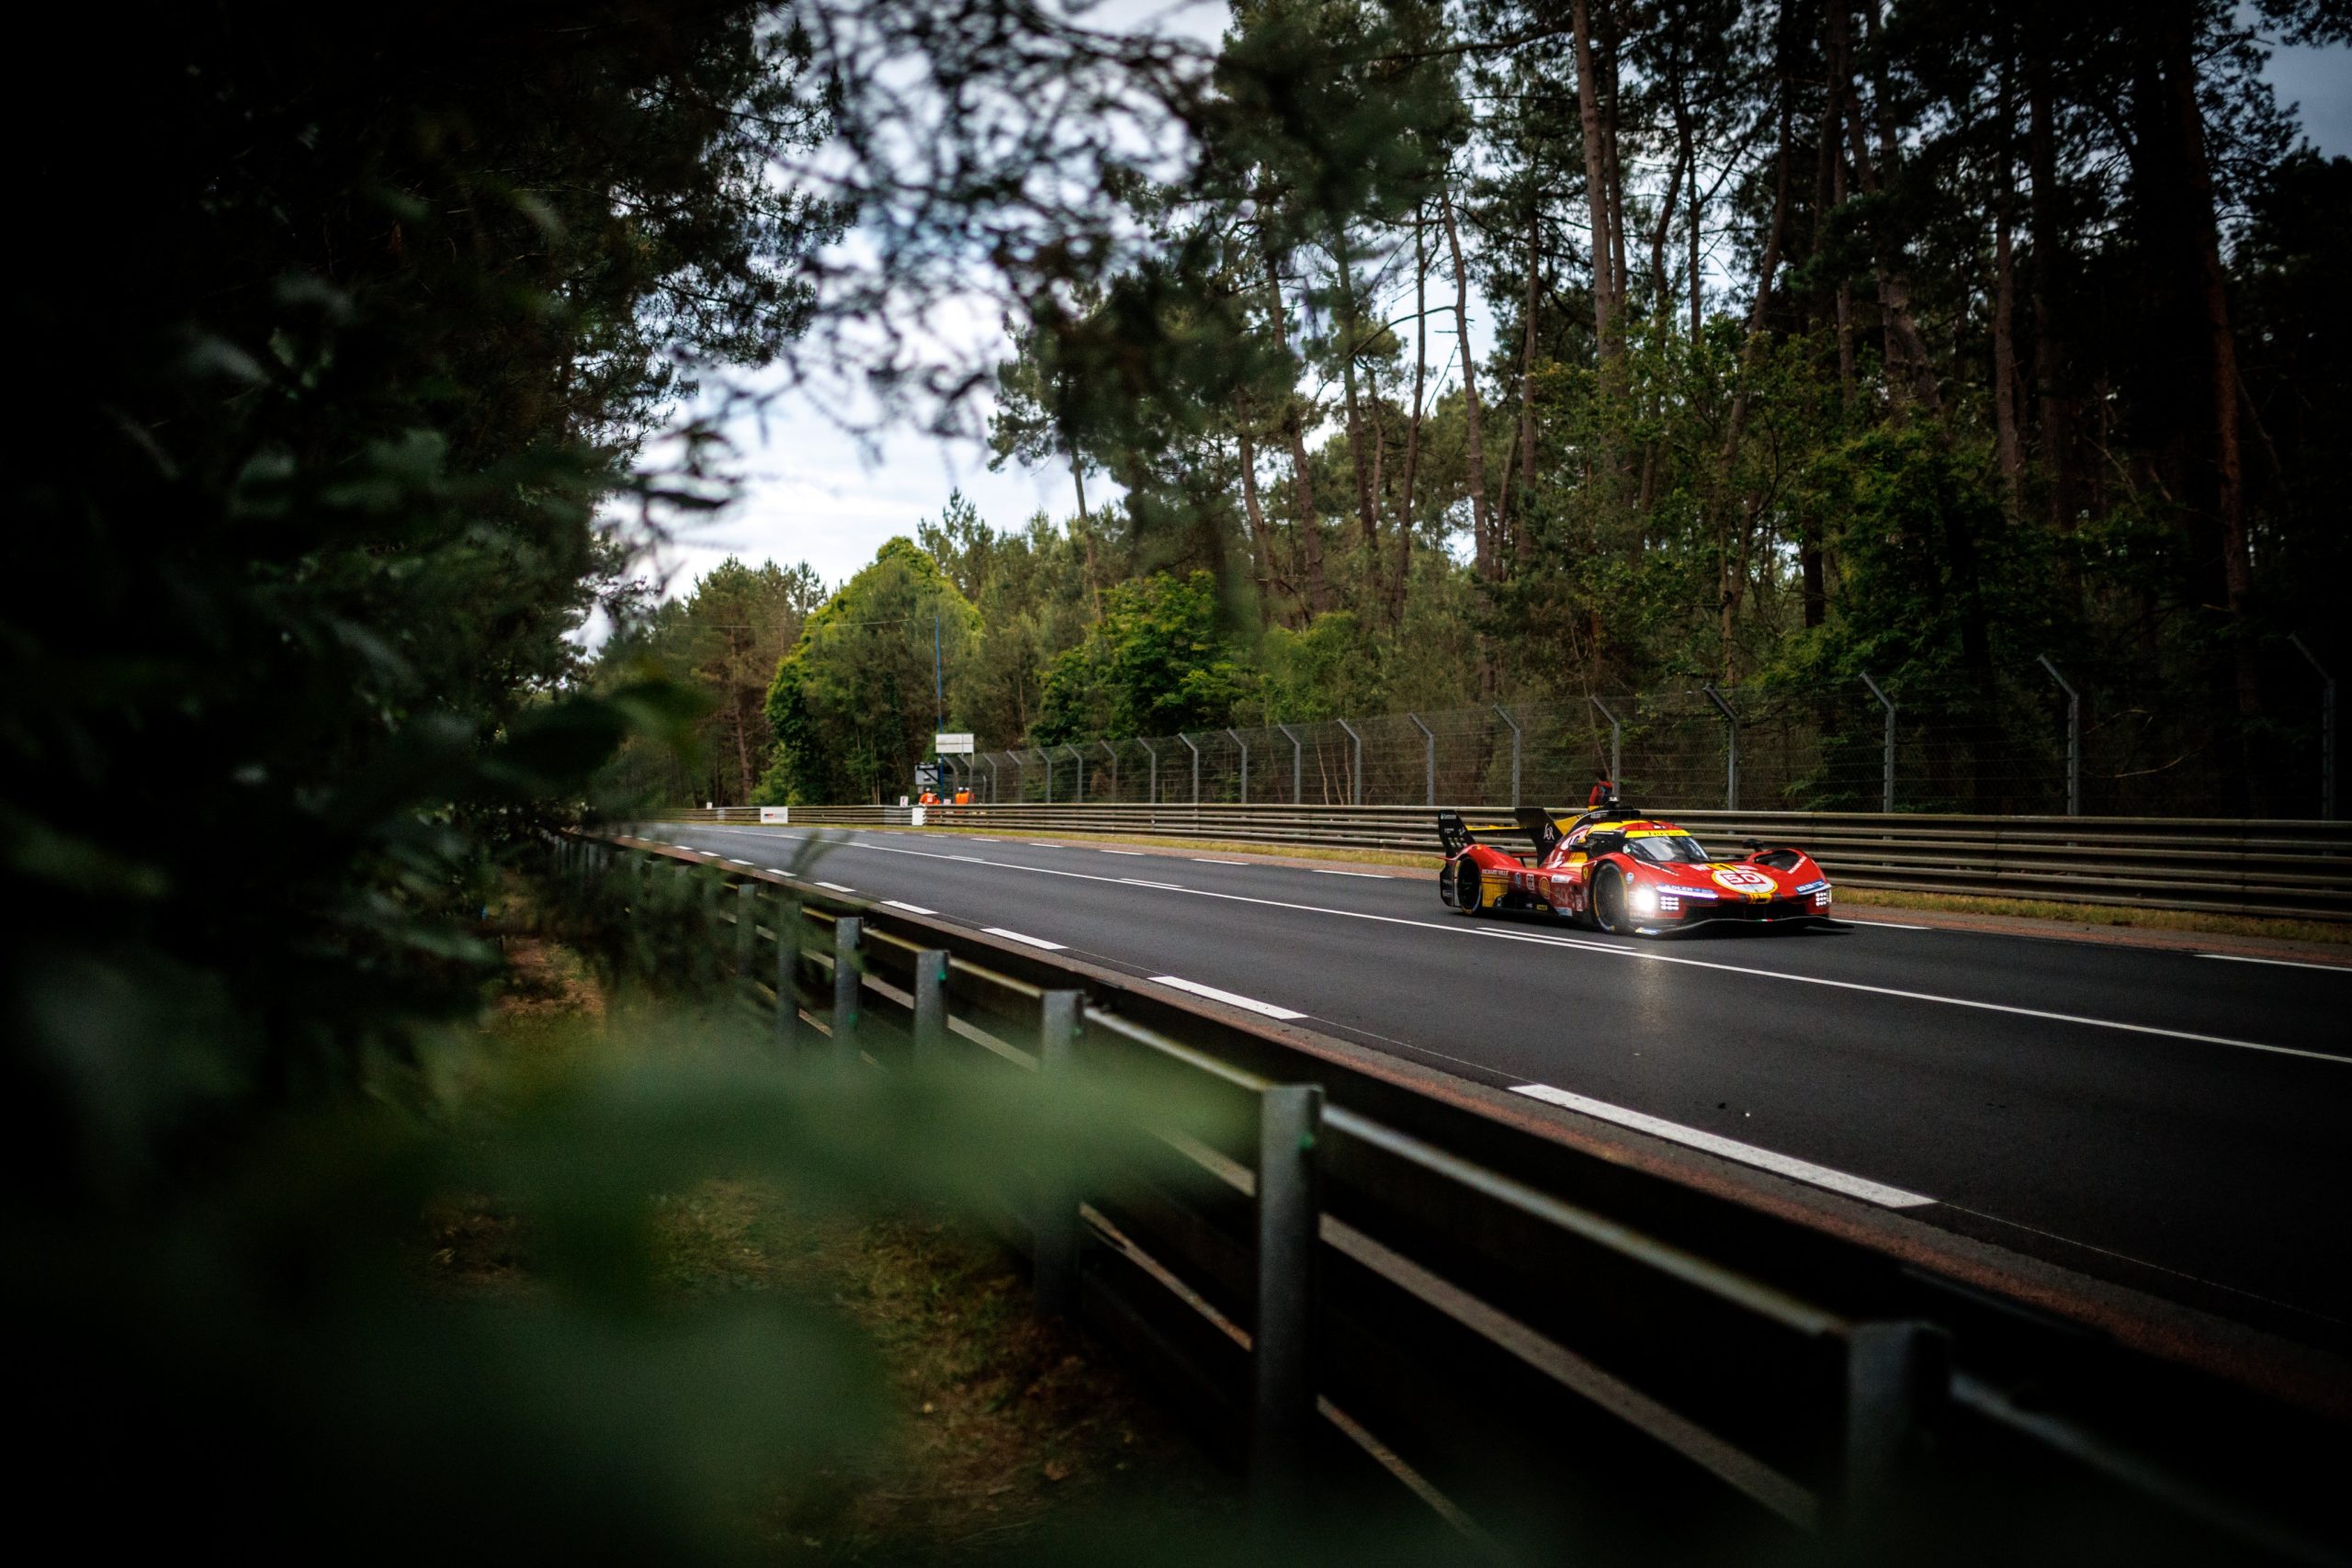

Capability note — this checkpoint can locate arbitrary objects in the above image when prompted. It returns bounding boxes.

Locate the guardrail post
[1493,705,1522,807]
[1590,695,1623,787]
[910,948,949,1061]
[2038,656,2080,817]
[831,916,863,1063]
[1180,732,1202,806]
[1408,713,1435,806]
[1279,723,1303,805]
[774,895,801,1055]
[1860,673,1898,814]
[1252,1083,1324,1512]
[1032,989,1083,1317]
[2290,634,2335,820]
[1337,719,1363,805]
[734,882,757,974]
[1703,686,1738,810]
[1837,1320,1949,1551]
[1227,728,1250,805]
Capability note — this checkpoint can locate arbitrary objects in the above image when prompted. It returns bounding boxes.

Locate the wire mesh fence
[944,662,2340,819]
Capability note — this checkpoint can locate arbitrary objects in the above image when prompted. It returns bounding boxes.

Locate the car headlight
[1630,884,1658,915]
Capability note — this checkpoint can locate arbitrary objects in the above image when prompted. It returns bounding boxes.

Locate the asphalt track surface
[654,822,2352,1346]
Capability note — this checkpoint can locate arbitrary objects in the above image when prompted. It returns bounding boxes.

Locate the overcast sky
[638,13,2351,606]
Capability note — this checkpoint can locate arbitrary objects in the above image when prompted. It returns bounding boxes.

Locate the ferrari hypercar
[1435,792,1833,935]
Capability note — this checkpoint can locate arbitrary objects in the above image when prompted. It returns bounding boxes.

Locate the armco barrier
[647,804,2352,920]
[554,832,2348,1562]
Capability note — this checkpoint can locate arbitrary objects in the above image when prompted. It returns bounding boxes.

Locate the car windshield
[1627,833,1711,865]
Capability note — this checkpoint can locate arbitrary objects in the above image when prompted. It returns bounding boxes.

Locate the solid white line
[1192,858,1250,864]
[1466,928,2347,1064]
[883,899,937,915]
[685,824,2347,1066]
[1315,868,1390,878]
[984,926,1066,951]
[1149,975,1306,1020]
[1510,1084,1934,1208]
[816,881,856,893]
[2197,952,2352,975]
[1102,849,1146,856]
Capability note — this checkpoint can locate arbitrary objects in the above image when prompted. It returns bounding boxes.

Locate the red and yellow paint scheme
[1435,794,1833,936]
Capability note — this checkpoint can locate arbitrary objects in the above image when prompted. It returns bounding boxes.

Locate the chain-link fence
[944,660,2340,819]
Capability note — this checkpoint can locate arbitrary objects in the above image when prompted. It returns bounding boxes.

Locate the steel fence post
[831,916,863,1062]
[1590,695,1623,787]
[1837,1320,1950,1551]
[1493,705,1522,807]
[1181,732,1201,806]
[985,754,1000,803]
[2038,656,2080,817]
[1012,751,1025,802]
[1337,719,1363,805]
[1227,728,1250,804]
[1252,1083,1324,1512]
[1140,738,1159,807]
[911,948,949,1061]
[1099,739,1118,801]
[2290,634,2335,820]
[1278,723,1303,804]
[1703,686,1739,810]
[773,895,801,1055]
[1407,713,1435,806]
[1032,989,1083,1317]
[1060,742,1084,803]
[1043,744,1053,804]
[1860,673,1898,814]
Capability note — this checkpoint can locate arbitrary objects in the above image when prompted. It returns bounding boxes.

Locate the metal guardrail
[556,832,2348,1562]
[644,804,2352,920]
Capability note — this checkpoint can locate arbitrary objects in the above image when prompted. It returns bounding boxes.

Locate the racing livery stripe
[1510,1082,1936,1208]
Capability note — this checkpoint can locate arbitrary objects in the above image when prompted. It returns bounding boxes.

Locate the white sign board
[758,806,790,824]
[933,732,976,754]
[910,806,927,827]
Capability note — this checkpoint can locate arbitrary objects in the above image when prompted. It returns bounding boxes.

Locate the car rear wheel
[1448,856,1485,916]
[1591,864,1632,935]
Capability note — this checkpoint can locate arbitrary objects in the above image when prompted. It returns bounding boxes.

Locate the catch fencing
[647,805,2352,921]
[551,832,2347,1562]
[941,666,2341,823]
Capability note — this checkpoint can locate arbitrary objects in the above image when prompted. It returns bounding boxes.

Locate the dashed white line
[764,867,790,875]
[2197,953,2350,974]
[968,837,1001,842]
[1315,869,1390,879]
[1149,975,1306,1021]
[1101,849,1146,856]
[1510,1084,1934,1208]
[1191,858,1250,864]
[1118,878,1190,891]
[1029,841,1062,849]
[984,926,1066,951]
[816,881,856,893]
[726,858,753,865]
[883,899,937,915]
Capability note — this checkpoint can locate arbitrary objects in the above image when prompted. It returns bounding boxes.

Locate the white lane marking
[1192,858,1250,864]
[968,837,1000,842]
[985,926,1066,951]
[1119,877,1190,891]
[883,899,937,915]
[1833,918,1933,931]
[672,843,699,852]
[727,858,753,865]
[1102,849,1146,856]
[1466,928,2346,1065]
[816,881,856,893]
[1149,975,1306,1021]
[1316,868,1391,878]
[1029,841,1063,848]
[1510,1084,1934,1209]
[764,867,791,875]
[2197,953,2352,975]
[682,824,2347,1066]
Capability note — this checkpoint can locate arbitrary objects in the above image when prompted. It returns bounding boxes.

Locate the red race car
[1436,786,1834,935]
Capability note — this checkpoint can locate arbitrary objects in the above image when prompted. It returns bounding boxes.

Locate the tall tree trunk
[1572,0,1620,366]
[2026,16,2079,579]
[1332,227,1381,565]
[1234,390,1280,626]
[1722,95,1793,468]
[1515,198,1541,563]
[1853,0,1942,419]
[1992,35,2025,520]
[1393,206,1428,621]
[1442,190,1498,583]
[1260,221,1327,616]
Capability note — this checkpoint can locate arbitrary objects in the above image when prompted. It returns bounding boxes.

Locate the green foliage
[1036,572,1258,742]
[759,539,981,804]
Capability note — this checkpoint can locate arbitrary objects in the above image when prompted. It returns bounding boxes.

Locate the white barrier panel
[910,806,927,827]
[759,806,790,824]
